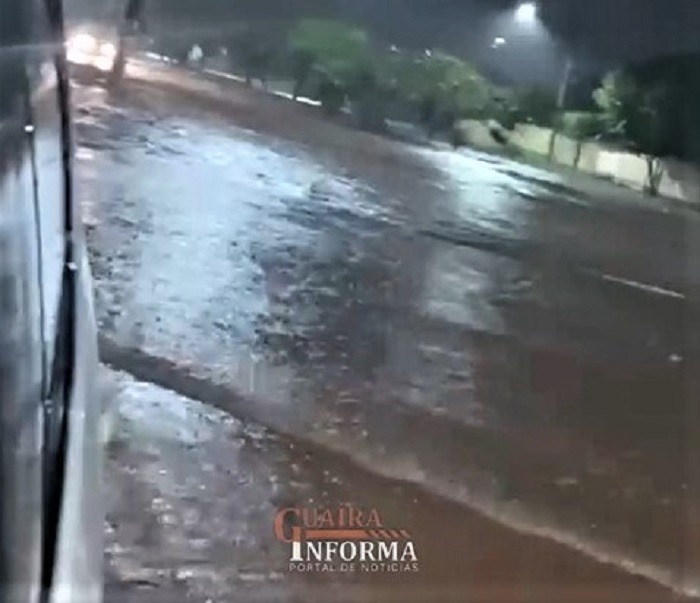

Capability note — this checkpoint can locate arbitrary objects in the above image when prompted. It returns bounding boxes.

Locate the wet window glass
[0,0,47,599]
[72,0,700,601]
[28,0,68,381]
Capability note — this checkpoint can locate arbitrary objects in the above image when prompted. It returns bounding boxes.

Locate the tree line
[161,18,699,197]
[234,18,496,136]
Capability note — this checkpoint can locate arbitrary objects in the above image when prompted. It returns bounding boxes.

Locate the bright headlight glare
[94,56,114,71]
[70,33,96,53]
[100,42,117,58]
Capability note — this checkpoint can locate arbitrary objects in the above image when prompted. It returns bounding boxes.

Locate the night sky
[539,0,699,59]
[68,0,700,84]
[342,0,699,55]
[339,0,700,83]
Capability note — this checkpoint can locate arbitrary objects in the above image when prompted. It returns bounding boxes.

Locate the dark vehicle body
[1,0,103,601]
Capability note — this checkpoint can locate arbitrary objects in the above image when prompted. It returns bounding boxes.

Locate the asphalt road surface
[73,62,700,601]
[103,368,691,603]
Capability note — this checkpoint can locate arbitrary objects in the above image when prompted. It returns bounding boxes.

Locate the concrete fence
[457,120,700,205]
[509,124,553,157]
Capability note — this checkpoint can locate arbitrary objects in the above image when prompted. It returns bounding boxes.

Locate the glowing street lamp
[505,1,573,157]
[515,2,538,24]
[511,1,572,111]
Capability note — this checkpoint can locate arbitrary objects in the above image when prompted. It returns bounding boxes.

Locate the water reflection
[79,78,694,589]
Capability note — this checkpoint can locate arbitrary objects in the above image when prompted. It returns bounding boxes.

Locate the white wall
[552,135,579,168]
[659,158,700,203]
[510,124,552,157]
[512,125,700,205]
[456,120,501,150]
[456,119,700,205]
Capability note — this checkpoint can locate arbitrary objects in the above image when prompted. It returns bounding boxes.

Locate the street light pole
[557,56,574,111]
[110,0,147,84]
[512,1,575,159]
[549,52,575,159]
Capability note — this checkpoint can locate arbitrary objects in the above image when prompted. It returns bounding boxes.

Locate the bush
[287,19,371,95]
[317,75,346,114]
[513,86,558,127]
[560,111,605,141]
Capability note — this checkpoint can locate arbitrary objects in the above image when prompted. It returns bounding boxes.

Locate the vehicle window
[27,0,68,389]
[0,0,45,600]
[73,1,700,601]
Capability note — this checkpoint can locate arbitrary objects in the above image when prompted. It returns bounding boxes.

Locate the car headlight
[66,33,117,71]
[69,33,97,54]
[100,42,117,59]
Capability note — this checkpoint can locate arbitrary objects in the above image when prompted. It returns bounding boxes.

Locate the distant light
[516,2,538,24]
[494,37,506,46]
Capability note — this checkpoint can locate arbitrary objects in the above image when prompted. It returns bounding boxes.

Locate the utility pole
[110,0,146,84]
[557,56,574,111]
[548,55,574,160]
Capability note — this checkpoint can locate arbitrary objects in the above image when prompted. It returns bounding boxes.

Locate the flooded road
[104,368,685,602]
[75,65,700,596]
